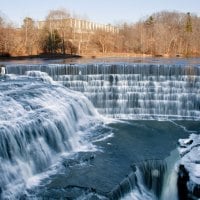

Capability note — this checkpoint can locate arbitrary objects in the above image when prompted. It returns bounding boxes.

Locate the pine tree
[185,12,192,33]
[146,16,154,26]
[42,29,62,53]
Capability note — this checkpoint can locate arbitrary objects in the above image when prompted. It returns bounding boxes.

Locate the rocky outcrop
[178,134,200,199]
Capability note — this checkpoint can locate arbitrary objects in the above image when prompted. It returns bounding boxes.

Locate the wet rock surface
[178,127,200,200]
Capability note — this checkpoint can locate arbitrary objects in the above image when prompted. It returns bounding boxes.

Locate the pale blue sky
[1,0,200,26]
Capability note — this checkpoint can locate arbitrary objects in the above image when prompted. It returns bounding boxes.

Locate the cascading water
[6,63,200,120]
[121,150,180,200]
[0,72,101,199]
[116,160,166,200]
[2,62,200,200]
[160,150,179,200]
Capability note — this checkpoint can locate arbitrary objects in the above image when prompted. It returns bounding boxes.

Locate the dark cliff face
[177,164,200,200]
[177,164,189,200]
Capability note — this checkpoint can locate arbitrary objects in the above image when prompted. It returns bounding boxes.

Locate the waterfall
[121,150,180,200]
[0,66,5,75]
[6,63,200,120]
[0,72,100,199]
[121,160,166,200]
[3,63,199,199]
[160,149,179,200]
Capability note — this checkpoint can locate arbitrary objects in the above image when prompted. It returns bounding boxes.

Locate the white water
[0,66,5,75]
[6,63,200,120]
[0,72,101,199]
[2,63,200,199]
[160,150,179,200]
[122,167,157,200]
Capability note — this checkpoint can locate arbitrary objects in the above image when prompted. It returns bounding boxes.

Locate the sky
[0,0,200,26]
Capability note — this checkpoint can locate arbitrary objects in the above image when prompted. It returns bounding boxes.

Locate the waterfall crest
[6,63,200,120]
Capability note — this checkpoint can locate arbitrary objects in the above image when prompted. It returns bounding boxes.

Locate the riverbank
[81,52,200,59]
[1,54,200,67]
[1,52,200,62]
[0,53,81,61]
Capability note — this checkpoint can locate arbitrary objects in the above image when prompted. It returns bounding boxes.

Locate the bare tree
[0,16,5,55]
[21,17,38,55]
[91,29,115,53]
[1,9,200,57]
[0,13,15,57]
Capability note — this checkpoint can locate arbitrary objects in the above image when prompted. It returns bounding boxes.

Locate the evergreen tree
[146,16,154,26]
[42,29,62,53]
[185,12,192,33]
[145,16,155,55]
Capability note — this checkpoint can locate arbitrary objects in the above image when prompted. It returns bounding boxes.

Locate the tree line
[0,10,200,57]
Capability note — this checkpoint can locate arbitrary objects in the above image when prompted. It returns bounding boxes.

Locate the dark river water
[0,57,200,200]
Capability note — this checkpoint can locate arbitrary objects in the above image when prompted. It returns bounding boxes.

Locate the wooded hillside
[0,10,199,57]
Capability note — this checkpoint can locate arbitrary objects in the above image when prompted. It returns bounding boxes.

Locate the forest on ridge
[0,10,199,57]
